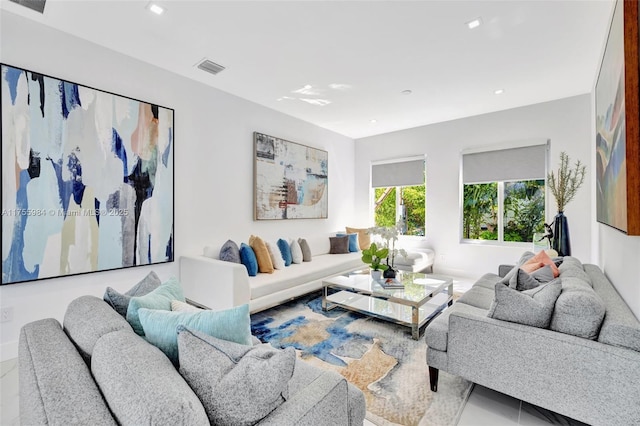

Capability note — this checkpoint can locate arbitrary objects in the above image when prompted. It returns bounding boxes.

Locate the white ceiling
[1,0,615,139]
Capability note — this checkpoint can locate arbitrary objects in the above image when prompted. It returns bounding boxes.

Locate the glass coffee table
[322,269,453,340]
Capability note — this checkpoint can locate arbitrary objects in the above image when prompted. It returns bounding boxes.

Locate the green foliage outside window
[503,180,545,242]
[374,184,426,236]
[463,180,545,242]
[463,183,497,240]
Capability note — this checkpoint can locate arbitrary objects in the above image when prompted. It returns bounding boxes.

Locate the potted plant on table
[367,221,407,278]
[361,243,388,281]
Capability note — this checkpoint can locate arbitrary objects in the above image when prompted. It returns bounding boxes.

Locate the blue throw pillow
[126,277,185,336]
[336,233,359,252]
[239,243,258,276]
[138,304,253,365]
[277,238,292,266]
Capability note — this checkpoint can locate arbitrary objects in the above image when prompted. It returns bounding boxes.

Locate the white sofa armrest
[179,256,250,310]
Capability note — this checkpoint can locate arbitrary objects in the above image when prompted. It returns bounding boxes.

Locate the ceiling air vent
[197,59,225,76]
[9,0,46,13]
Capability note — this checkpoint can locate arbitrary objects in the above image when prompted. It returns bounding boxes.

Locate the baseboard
[1,340,18,362]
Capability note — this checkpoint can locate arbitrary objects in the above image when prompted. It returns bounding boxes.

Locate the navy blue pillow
[336,233,359,252]
[277,238,292,266]
[239,243,258,276]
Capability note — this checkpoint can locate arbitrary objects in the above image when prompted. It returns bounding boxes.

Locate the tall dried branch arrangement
[548,151,586,212]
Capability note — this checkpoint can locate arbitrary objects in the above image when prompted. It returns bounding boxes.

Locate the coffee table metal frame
[321,270,453,340]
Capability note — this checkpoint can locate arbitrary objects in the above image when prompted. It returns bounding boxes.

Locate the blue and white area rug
[251,292,473,426]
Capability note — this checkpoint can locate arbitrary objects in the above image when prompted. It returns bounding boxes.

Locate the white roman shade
[372,159,424,188]
[463,144,547,184]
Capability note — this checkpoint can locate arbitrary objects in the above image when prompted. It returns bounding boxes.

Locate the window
[372,158,426,236]
[462,144,547,243]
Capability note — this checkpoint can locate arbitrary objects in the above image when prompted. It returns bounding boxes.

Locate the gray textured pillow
[329,235,349,254]
[488,280,562,328]
[219,239,241,263]
[508,265,554,291]
[103,271,162,317]
[500,251,536,284]
[177,326,295,425]
[298,238,312,262]
[549,277,606,339]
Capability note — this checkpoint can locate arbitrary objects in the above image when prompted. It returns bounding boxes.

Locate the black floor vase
[552,212,571,256]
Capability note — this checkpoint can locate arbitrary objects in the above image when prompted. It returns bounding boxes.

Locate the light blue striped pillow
[138,304,252,364]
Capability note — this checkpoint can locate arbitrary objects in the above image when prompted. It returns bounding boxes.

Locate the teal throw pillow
[336,233,359,252]
[239,243,258,276]
[138,304,253,364]
[126,277,185,336]
[277,238,292,266]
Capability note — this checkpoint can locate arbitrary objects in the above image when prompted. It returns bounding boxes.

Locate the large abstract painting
[595,0,640,235]
[1,64,174,285]
[254,132,328,220]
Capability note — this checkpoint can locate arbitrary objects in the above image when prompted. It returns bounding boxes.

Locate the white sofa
[179,233,364,313]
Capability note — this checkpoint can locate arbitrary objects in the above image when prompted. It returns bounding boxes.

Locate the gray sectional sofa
[425,255,640,426]
[19,295,366,425]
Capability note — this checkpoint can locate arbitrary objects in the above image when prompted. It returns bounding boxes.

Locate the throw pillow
[346,226,371,250]
[138,304,252,365]
[508,265,555,291]
[523,250,560,277]
[298,238,312,262]
[500,251,536,284]
[488,280,562,328]
[520,261,544,274]
[171,300,202,312]
[336,233,359,252]
[277,238,292,266]
[249,235,274,273]
[290,239,303,264]
[265,241,286,269]
[239,243,258,276]
[177,326,295,426]
[103,271,162,317]
[219,240,241,263]
[126,277,185,336]
[329,235,350,254]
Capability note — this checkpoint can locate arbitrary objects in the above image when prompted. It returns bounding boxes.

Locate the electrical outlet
[1,307,13,323]
[439,254,446,263]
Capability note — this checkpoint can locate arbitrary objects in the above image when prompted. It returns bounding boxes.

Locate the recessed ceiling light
[466,17,482,29]
[494,89,504,95]
[401,90,413,95]
[146,2,165,15]
[370,119,377,124]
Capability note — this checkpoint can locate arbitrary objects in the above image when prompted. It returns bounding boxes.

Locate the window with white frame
[372,157,426,236]
[462,143,547,243]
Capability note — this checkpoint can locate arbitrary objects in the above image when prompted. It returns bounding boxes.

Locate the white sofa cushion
[250,253,362,299]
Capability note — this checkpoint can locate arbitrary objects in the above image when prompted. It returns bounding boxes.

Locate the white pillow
[265,241,285,270]
[290,239,303,264]
[171,300,202,312]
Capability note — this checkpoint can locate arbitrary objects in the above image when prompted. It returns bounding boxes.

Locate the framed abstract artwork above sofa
[253,132,328,220]
[1,64,175,285]
[595,0,640,235]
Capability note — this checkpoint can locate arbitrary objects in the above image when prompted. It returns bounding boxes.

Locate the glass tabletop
[323,269,452,304]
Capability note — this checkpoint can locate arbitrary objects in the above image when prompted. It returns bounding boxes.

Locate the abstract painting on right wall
[595,0,640,235]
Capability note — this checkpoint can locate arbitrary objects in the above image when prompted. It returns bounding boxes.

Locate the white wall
[0,12,355,360]
[354,95,593,278]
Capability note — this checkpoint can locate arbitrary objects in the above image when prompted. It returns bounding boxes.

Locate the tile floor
[0,276,587,426]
